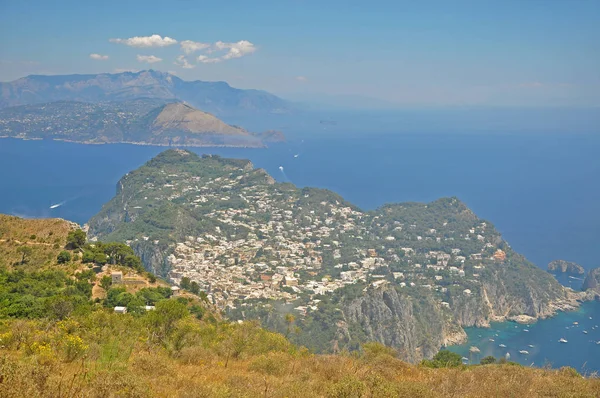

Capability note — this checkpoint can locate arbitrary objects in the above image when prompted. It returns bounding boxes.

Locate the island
[85,149,589,361]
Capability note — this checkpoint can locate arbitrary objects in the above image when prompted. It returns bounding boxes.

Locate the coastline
[442,288,597,349]
[0,136,268,149]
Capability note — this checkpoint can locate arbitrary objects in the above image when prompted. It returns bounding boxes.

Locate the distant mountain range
[0,99,284,147]
[0,70,291,117]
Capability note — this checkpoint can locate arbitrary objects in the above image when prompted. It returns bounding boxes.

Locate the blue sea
[1,118,599,371]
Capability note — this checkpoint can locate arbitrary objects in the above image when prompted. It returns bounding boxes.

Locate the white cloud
[170,39,257,68]
[180,40,210,54]
[197,55,222,64]
[215,40,256,60]
[89,53,109,60]
[295,76,308,82]
[136,55,163,64]
[110,34,177,48]
[174,55,195,69]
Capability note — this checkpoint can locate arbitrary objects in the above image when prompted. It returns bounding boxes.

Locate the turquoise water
[448,301,600,374]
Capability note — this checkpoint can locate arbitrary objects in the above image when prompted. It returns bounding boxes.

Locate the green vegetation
[420,350,463,368]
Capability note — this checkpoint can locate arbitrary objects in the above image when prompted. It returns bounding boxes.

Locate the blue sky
[0,0,598,107]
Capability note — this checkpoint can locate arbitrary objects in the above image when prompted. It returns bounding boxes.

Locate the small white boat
[528,344,534,348]
[584,331,588,334]
[559,338,568,343]
[489,338,495,342]
[519,350,529,355]
[523,329,529,332]
[499,344,506,348]
[596,341,600,345]
[573,322,579,325]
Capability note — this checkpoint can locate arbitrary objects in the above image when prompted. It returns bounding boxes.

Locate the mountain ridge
[0,70,291,116]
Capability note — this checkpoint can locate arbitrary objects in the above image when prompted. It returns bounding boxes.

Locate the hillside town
[108,152,509,315]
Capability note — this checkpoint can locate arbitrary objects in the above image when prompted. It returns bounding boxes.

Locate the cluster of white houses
[119,162,507,316]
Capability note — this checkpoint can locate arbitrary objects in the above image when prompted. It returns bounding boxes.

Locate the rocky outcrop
[548,260,585,275]
[341,286,447,362]
[583,268,600,293]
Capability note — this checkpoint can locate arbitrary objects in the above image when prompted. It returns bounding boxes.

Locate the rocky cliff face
[336,269,580,363]
[583,268,600,293]
[340,286,454,362]
[548,260,585,275]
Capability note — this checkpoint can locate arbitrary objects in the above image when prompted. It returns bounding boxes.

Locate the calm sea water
[1,127,599,371]
[448,301,600,374]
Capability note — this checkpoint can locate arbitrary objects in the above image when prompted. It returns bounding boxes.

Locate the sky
[0,0,599,107]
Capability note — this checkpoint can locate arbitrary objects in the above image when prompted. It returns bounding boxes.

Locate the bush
[57,251,72,264]
[66,230,86,250]
[421,350,463,368]
[480,355,496,365]
[362,342,397,360]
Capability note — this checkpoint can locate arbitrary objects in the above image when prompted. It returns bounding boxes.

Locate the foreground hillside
[0,100,281,147]
[1,217,599,397]
[88,149,586,361]
[3,316,599,398]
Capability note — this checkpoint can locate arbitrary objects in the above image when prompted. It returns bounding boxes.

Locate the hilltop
[0,70,290,117]
[0,214,78,269]
[88,149,585,361]
[0,99,282,147]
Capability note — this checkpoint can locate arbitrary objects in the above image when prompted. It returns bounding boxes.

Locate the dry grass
[0,214,73,269]
[1,343,599,397]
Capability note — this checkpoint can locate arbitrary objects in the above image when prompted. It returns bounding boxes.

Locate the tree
[66,230,86,250]
[480,356,497,365]
[421,350,463,368]
[93,252,108,265]
[82,251,95,263]
[432,350,463,367]
[285,313,296,337]
[16,246,33,264]
[123,254,143,271]
[189,281,200,295]
[99,275,112,291]
[145,299,189,340]
[57,250,72,264]
[180,277,191,290]
[147,273,157,283]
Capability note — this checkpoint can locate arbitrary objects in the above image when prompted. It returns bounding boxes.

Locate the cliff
[583,268,600,293]
[548,259,585,275]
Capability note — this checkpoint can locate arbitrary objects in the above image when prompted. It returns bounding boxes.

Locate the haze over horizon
[1,0,599,108]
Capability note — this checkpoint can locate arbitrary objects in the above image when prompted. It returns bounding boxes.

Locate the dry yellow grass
[0,214,75,269]
[1,340,599,398]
